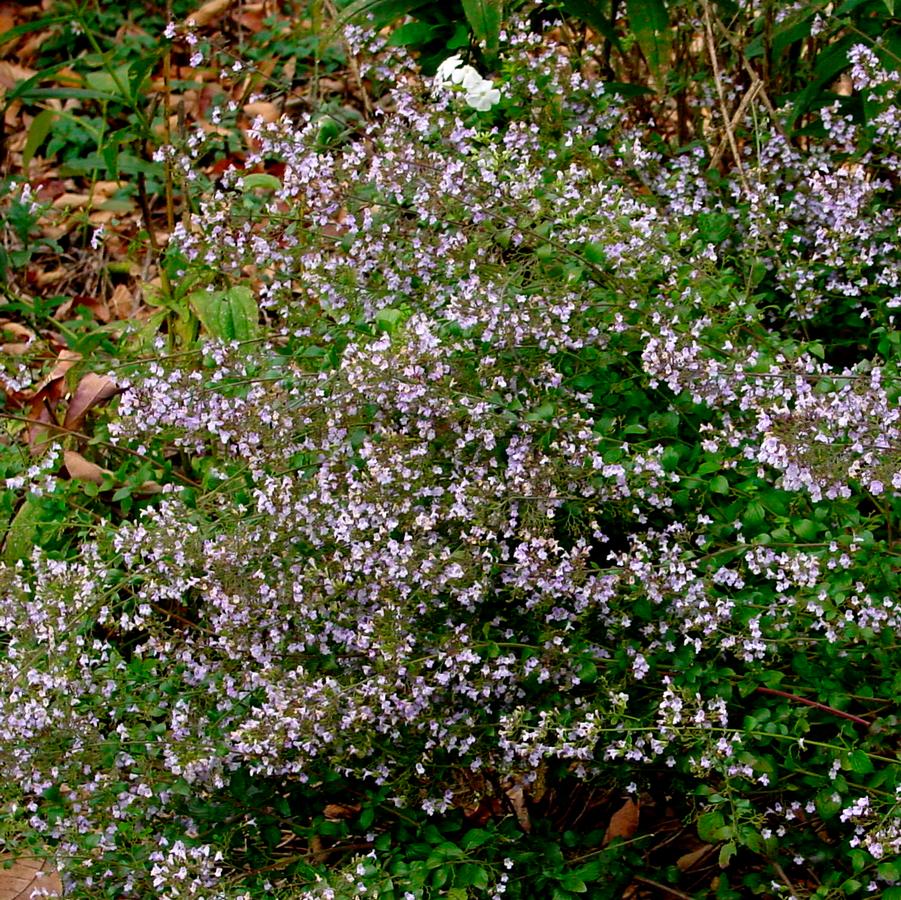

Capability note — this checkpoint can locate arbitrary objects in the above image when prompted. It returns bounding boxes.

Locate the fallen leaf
[34,266,66,286]
[51,192,92,210]
[676,843,714,871]
[63,450,110,485]
[185,0,232,27]
[0,853,61,899]
[63,372,120,430]
[243,101,279,123]
[323,803,360,820]
[0,321,35,342]
[0,60,36,94]
[1,343,31,356]
[109,284,135,320]
[134,480,164,496]
[603,798,639,846]
[504,783,531,833]
[26,349,81,401]
[26,395,55,450]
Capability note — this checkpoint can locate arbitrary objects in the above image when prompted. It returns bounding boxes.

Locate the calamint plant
[0,3,900,899]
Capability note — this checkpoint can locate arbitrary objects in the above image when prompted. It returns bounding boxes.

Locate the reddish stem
[754,687,870,727]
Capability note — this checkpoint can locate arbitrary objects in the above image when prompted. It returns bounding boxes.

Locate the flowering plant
[0,5,900,899]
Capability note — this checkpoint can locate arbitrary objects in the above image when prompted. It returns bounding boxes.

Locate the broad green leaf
[718,840,736,868]
[709,475,729,494]
[456,863,489,889]
[389,21,438,46]
[3,498,42,564]
[572,860,602,881]
[85,64,133,99]
[560,0,620,44]
[188,286,260,342]
[847,749,875,776]
[337,0,432,30]
[626,0,670,79]
[697,810,726,843]
[559,874,588,892]
[241,173,283,192]
[22,109,56,170]
[792,518,819,540]
[375,307,403,332]
[461,0,503,57]
[461,828,493,849]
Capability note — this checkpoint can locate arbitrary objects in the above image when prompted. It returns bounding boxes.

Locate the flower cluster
[1,13,899,898]
[433,55,501,111]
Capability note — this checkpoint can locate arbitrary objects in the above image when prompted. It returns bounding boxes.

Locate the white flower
[464,79,501,111]
[433,55,501,111]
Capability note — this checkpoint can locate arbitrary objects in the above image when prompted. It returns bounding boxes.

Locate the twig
[709,79,761,170]
[632,875,695,900]
[754,687,871,728]
[712,18,786,139]
[701,0,751,197]
[0,411,201,487]
[771,859,799,898]
[324,0,373,118]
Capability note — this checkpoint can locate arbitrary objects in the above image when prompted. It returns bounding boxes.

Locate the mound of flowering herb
[0,19,900,900]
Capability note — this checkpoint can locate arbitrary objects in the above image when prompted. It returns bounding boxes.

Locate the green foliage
[1,1,901,898]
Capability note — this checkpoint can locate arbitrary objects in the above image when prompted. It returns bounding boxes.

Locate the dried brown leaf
[504,783,531,833]
[323,803,360,820]
[676,844,714,872]
[185,0,232,27]
[0,321,34,341]
[0,60,36,94]
[63,450,110,484]
[26,349,81,401]
[243,101,279,123]
[1,343,31,356]
[603,798,640,846]
[63,373,120,430]
[26,395,54,450]
[0,853,61,899]
[109,284,135,320]
[51,192,92,210]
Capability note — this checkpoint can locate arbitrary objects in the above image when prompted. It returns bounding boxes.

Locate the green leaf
[626,0,670,78]
[697,810,726,843]
[526,401,556,422]
[22,109,56,170]
[338,0,432,31]
[709,475,729,495]
[661,445,681,471]
[461,828,493,849]
[559,874,588,892]
[188,286,259,342]
[3,498,42,564]
[697,211,732,244]
[847,749,874,776]
[560,0,620,44]
[241,173,282,192]
[742,500,766,528]
[84,64,133,100]
[0,14,69,48]
[389,21,439,46]
[791,518,819,540]
[718,840,736,869]
[456,863,489,889]
[461,0,503,57]
[375,307,403,332]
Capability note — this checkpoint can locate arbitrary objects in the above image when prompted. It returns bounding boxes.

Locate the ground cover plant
[0,0,900,897]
